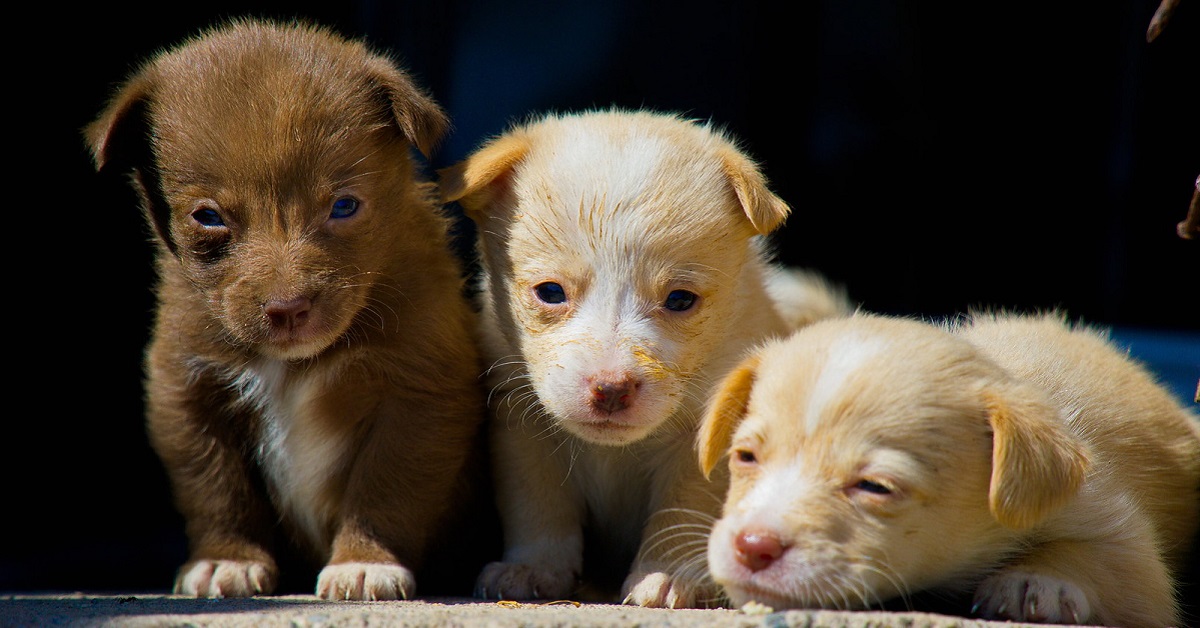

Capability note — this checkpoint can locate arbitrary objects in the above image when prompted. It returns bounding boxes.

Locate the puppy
[84,18,491,600]
[438,108,852,607]
[699,311,1200,627]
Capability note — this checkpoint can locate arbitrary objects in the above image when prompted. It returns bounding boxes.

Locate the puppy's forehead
[147,27,388,182]
[514,115,751,236]
[743,316,989,444]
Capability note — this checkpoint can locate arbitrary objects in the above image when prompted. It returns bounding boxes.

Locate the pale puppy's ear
[437,133,532,217]
[986,386,1092,530]
[717,144,791,235]
[698,353,761,478]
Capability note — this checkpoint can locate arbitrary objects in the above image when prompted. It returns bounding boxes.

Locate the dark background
[6,0,1197,614]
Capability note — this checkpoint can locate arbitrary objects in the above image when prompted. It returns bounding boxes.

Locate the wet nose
[264,296,312,331]
[588,375,639,413]
[734,529,785,572]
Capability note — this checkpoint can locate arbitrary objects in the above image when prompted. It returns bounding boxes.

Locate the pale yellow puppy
[439,108,851,607]
[700,311,1200,628]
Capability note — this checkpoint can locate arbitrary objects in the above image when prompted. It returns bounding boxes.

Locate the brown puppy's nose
[264,297,312,331]
[734,529,785,572]
[589,375,639,413]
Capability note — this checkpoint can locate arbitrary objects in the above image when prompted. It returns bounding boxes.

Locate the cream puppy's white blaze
[699,312,1200,628]
[440,108,852,607]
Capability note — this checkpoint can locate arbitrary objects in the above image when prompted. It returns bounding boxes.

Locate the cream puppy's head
[697,314,1090,610]
[441,109,791,445]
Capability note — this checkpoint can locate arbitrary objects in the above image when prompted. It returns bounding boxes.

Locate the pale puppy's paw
[174,559,275,598]
[316,562,416,601]
[973,568,1091,625]
[621,570,720,609]
[474,561,577,600]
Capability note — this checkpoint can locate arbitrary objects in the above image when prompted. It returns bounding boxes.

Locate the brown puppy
[439,108,851,607]
[85,18,489,600]
[699,311,1200,627]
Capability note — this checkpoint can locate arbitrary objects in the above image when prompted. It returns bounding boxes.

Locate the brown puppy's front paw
[621,570,722,609]
[174,559,276,598]
[316,562,416,601]
[972,569,1090,625]
[474,561,577,600]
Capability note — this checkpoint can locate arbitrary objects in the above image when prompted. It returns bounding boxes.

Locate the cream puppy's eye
[853,479,892,495]
[534,282,567,304]
[733,448,757,465]
[663,289,697,312]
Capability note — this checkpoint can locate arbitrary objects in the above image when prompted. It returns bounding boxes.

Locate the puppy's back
[956,312,1200,572]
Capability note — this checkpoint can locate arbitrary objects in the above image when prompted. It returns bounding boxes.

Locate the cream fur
[698,311,1200,627]
[439,108,852,608]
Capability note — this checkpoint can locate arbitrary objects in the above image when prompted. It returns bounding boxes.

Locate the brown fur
[699,311,1200,627]
[84,18,492,600]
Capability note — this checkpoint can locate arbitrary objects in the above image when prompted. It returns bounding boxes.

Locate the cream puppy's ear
[985,386,1092,530]
[717,144,791,235]
[438,132,532,215]
[698,353,762,478]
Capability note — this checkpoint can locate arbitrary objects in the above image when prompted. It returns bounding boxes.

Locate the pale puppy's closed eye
[698,312,1200,628]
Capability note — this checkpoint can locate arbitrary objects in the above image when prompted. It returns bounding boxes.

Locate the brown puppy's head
[439,109,791,445]
[697,314,1091,610]
[85,18,450,360]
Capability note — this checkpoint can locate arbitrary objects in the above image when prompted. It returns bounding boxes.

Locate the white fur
[440,108,853,607]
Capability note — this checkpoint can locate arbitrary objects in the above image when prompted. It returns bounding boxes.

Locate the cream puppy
[699,311,1200,627]
[439,108,851,607]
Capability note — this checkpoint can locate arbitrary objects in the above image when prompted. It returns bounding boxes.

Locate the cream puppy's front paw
[973,569,1090,625]
[621,570,721,608]
[316,562,416,601]
[174,559,275,598]
[474,561,577,600]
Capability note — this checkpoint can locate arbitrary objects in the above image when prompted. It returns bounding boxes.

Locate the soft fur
[439,108,852,607]
[699,311,1200,627]
[84,18,492,600]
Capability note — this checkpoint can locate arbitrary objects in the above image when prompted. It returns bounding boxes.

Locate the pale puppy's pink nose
[589,375,639,413]
[264,296,312,331]
[735,529,785,572]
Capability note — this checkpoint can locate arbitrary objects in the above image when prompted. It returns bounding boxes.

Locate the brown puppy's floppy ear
[717,144,791,235]
[84,69,177,255]
[437,132,532,217]
[986,386,1092,530]
[367,56,450,158]
[698,353,761,478]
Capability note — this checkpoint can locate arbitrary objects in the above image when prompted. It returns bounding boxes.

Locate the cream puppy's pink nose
[735,529,786,572]
[588,374,640,413]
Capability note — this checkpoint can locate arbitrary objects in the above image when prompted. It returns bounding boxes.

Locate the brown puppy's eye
[330,195,359,219]
[191,206,225,227]
[734,449,757,464]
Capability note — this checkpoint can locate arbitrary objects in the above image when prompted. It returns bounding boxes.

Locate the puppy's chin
[255,332,338,362]
[542,386,681,446]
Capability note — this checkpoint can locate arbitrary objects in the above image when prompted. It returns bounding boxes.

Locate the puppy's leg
[475,418,583,600]
[972,516,1177,628]
[622,445,728,608]
[317,395,479,601]
[148,368,278,598]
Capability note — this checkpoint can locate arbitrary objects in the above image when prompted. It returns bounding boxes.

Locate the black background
[6,0,1198,613]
